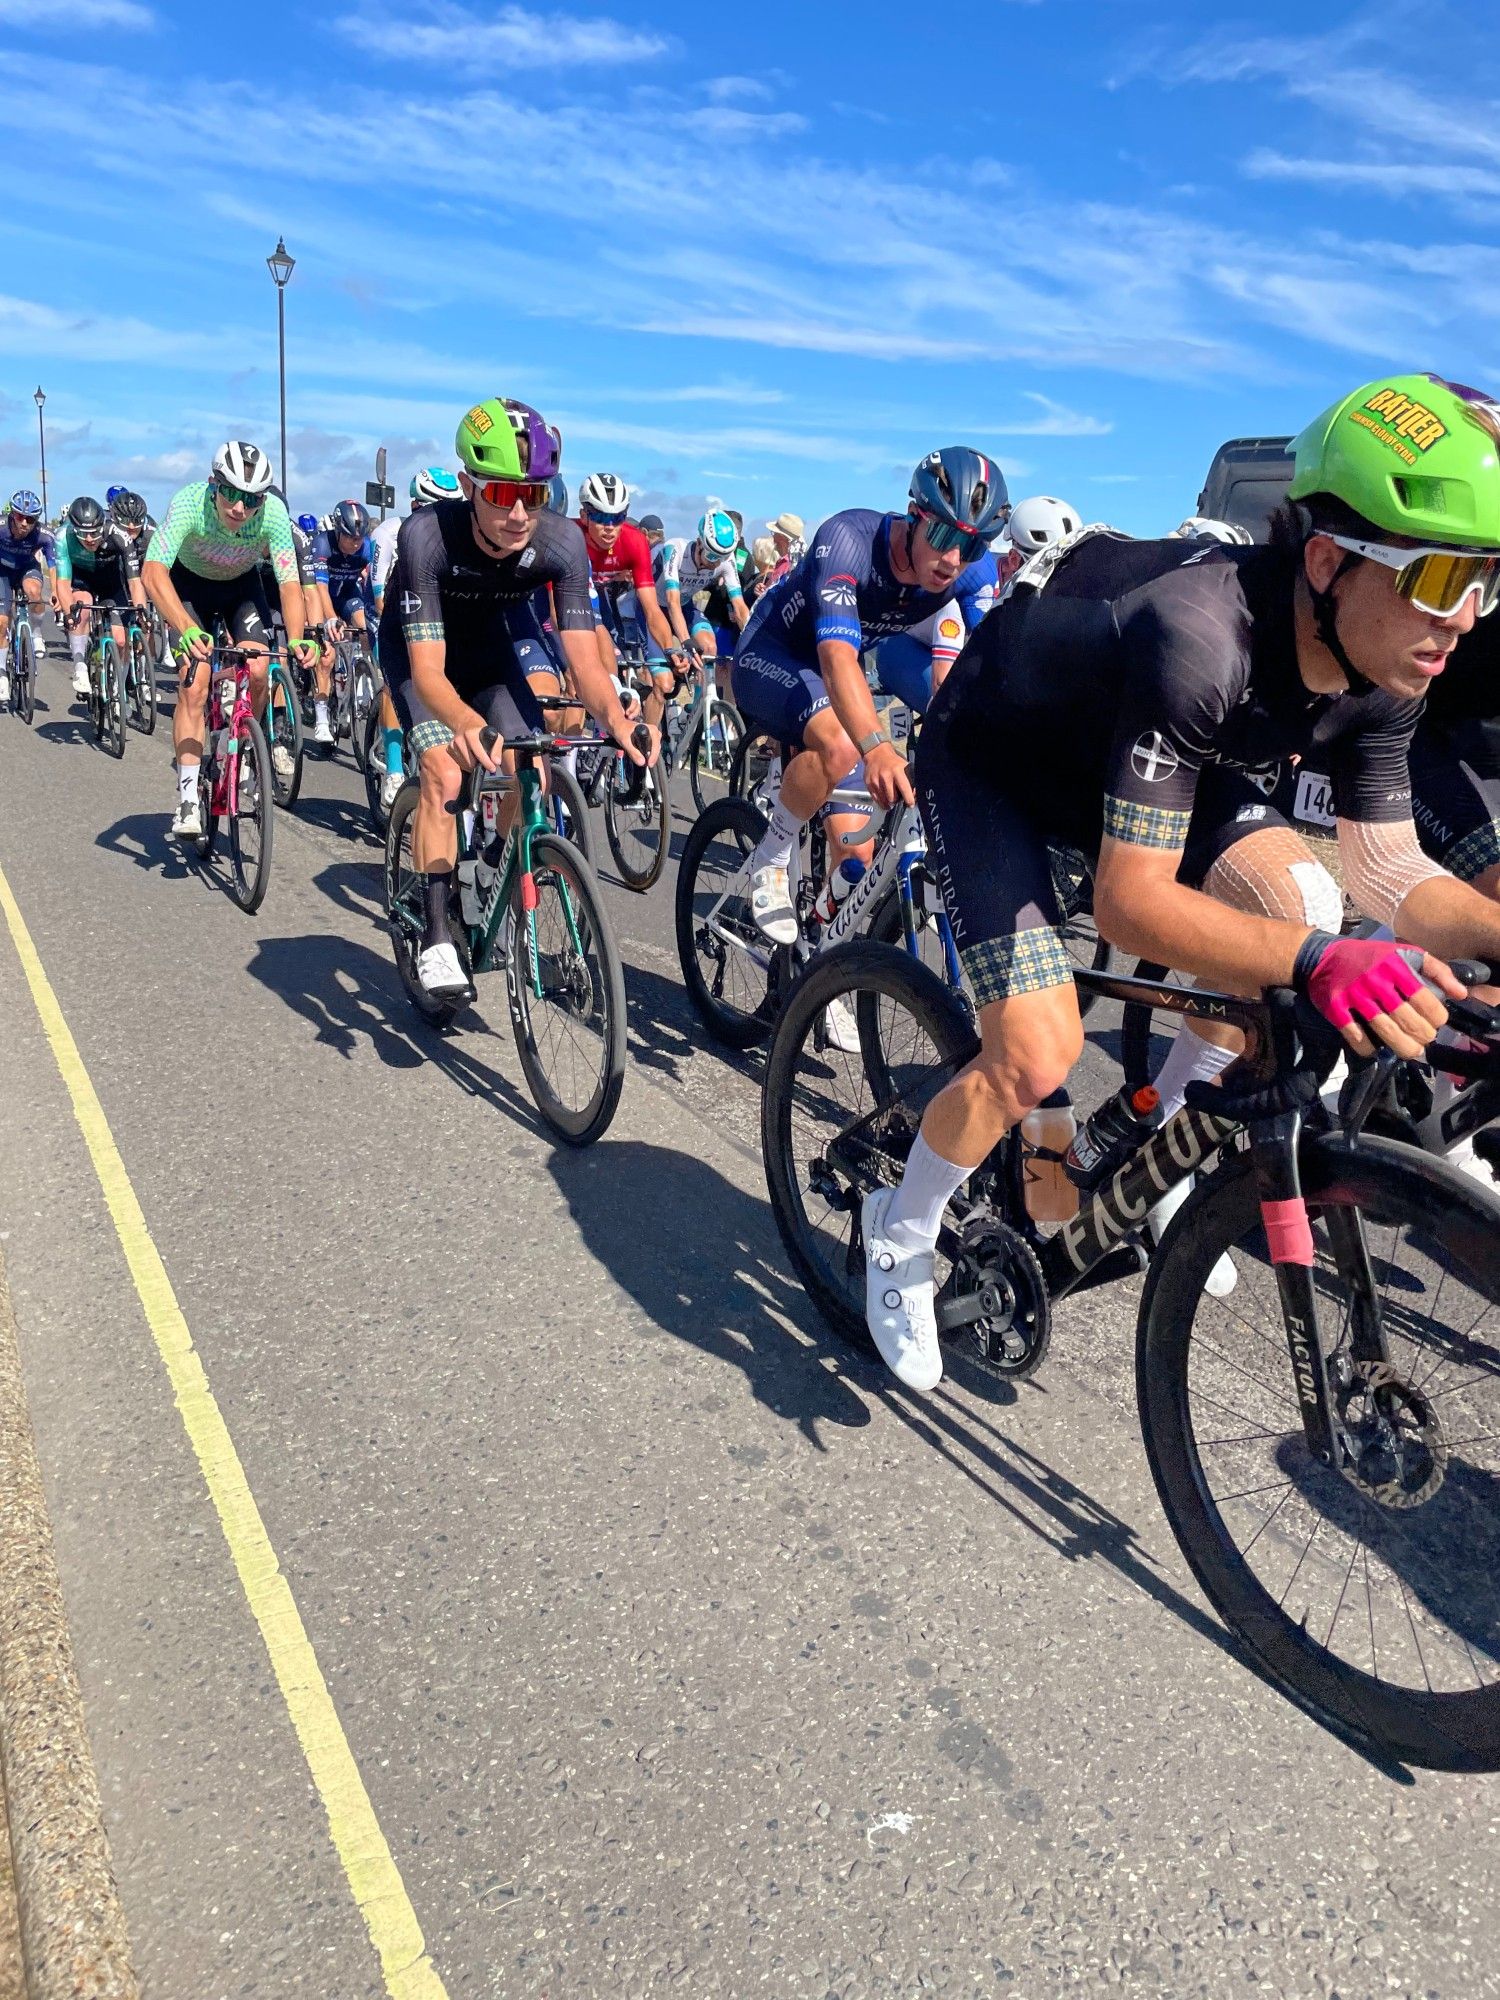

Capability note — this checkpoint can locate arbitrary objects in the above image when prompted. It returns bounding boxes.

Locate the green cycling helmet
[455,399,525,482]
[1288,373,1500,549]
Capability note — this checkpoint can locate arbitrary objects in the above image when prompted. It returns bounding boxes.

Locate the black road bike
[763,938,1500,1770]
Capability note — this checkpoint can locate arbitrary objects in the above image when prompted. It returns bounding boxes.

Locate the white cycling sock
[69,633,87,663]
[1152,1026,1238,1120]
[885,1131,969,1252]
[314,698,329,728]
[751,798,804,872]
[177,763,199,804]
[563,747,579,778]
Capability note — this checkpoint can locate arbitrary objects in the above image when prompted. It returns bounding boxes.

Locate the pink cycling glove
[1293,931,1426,1031]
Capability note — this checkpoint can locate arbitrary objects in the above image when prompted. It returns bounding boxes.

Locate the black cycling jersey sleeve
[393,508,448,648]
[532,512,596,632]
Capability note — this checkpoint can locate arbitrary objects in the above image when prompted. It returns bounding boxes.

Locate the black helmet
[638,512,664,538]
[67,495,107,533]
[331,499,370,539]
[546,474,569,515]
[907,447,1009,541]
[110,490,148,526]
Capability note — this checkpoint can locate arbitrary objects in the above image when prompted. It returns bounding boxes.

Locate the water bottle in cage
[814,856,867,927]
[1065,1084,1163,1192]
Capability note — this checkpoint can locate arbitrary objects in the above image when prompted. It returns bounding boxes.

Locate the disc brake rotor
[1334,1358,1447,1510]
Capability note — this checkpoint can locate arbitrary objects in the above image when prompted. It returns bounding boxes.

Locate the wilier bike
[384,715,649,1145]
[181,640,274,913]
[762,938,1500,1771]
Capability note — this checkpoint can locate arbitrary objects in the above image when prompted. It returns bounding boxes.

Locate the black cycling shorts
[390,669,545,762]
[171,562,272,650]
[67,558,132,609]
[1409,717,1500,883]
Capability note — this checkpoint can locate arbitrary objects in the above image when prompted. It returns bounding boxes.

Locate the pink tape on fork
[1261,1197,1315,1267]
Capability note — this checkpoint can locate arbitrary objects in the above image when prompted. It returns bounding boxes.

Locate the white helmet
[1174,516,1252,545]
[211,440,275,496]
[579,472,631,517]
[1007,495,1081,555]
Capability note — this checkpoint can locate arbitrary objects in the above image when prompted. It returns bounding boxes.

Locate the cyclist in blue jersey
[310,498,376,746]
[0,491,55,704]
[874,546,1000,717]
[733,447,1011,942]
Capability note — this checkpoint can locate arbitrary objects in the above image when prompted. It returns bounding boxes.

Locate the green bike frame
[471,760,588,996]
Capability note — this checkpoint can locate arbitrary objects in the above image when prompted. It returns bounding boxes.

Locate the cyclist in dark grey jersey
[864,374,1500,1395]
[383,396,645,1000]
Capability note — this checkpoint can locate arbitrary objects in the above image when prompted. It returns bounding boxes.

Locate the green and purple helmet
[1288,373,1500,550]
[455,399,527,482]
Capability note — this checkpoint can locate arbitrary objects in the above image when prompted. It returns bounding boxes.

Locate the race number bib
[1293,768,1336,830]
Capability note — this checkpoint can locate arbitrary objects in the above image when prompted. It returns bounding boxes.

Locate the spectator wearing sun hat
[765,511,805,585]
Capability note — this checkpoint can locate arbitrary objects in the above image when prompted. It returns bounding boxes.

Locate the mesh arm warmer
[1337,816,1451,931]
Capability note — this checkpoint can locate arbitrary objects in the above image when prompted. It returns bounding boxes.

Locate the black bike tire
[362,704,391,832]
[15,621,35,725]
[227,714,274,912]
[674,793,778,1048]
[548,762,596,872]
[689,699,744,817]
[1137,1133,1500,1771]
[506,831,626,1146]
[383,782,469,1029]
[268,666,305,809]
[762,938,978,1347]
[604,758,669,893]
[103,635,126,759]
[128,626,156,734]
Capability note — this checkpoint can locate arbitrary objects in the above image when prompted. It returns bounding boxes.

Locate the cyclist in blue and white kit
[733,448,1011,942]
[309,499,377,748]
[655,510,747,682]
[0,491,55,706]
[874,544,1000,718]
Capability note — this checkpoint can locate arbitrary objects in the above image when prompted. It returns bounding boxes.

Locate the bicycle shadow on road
[289,789,382,849]
[37,717,99,751]
[620,960,763,1090]
[545,1137,871,1450]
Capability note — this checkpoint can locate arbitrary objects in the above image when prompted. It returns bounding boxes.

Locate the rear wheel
[506,831,626,1145]
[762,939,977,1346]
[689,700,744,815]
[362,705,396,832]
[384,782,470,1029]
[675,793,779,1047]
[547,762,595,871]
[226,715,274,911]
[266,665,304,808]
[127,625,156,734]
[100,636,126,759]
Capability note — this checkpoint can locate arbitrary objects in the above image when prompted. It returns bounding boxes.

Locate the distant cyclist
[0,490,55,707]
[655,510,748,671]
[577,472,684,730]
[54,495,148,701]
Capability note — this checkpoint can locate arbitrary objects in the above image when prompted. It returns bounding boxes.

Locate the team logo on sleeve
[400,590,422,615]
[821,574,858,610]
[937,616,962,642]
[1130,732,1179,782]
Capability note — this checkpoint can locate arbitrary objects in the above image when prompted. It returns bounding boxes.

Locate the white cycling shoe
[170,798,203,841]
[0,673,10,706]
[823,995,861,1055]
[380,770,405,813]
[749,859,798,944]
[417,940,471,999]
[861,1187,943,1393]
[313,715,334,746]
[270,743,296,781]
[71,662,91,698]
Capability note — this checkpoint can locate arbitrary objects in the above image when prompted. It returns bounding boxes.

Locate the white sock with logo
[178,763,199,805]
[751,798,804,873]
[1151,1025,1238,1121]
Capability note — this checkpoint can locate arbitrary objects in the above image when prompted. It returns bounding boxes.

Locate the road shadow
[96,812,194,881]
[288,783,380,850]
[545,1138,870,1448]
[310,856,387,932]
[37,717,98,750]
[621,959,764,1090]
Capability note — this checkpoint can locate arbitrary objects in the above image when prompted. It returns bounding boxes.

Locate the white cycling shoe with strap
[861,1187,943,1392]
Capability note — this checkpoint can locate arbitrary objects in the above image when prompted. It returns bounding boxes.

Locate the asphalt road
[1,643,1497,1999]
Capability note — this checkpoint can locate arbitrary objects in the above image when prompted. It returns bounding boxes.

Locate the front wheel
[127,625,156,734]
[604,753,670,892]
[14,622,35,725]
[267,665,304,809]
[505,831,626,1145]
[674,793,779,1047]
[226,715,274,912]
[1138,1135,1500,1770]
[689,699,743,816]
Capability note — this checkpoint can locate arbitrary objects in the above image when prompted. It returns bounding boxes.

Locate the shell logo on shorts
[464,404,494,435]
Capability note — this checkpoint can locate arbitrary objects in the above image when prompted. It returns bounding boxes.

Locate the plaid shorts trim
[1103,793,1192,850]
[961,928,1074,1006]
[1442,819,1500,883]
[409,719,454,758]
[405,620,443,643]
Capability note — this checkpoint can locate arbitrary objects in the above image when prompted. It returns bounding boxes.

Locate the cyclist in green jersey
[142,440,318,840]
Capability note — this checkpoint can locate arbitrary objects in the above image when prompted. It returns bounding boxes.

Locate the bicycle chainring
[939,1216,1052,1382]
[1333,1359,1447,1511]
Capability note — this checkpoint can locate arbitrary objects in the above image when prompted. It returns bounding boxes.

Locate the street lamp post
[265,237,295,490]
[33,387,47,521]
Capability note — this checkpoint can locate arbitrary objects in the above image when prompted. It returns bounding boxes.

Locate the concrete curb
[0,1256,138,1999]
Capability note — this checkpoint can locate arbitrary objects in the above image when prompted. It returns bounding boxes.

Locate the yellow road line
[0,864,447,2000]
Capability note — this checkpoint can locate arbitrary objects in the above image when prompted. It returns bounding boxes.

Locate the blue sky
[2,0,1497,537]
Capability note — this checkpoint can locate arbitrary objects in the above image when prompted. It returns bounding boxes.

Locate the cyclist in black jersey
[864,374,1500,1394]
[380,396,646,999]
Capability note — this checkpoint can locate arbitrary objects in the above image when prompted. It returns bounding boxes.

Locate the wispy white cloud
[0,0,152,22]
[1245,149,1500,202]
[705,75,772,104]
[335,0,668,69]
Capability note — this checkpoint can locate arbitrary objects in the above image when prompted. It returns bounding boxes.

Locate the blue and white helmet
[8,489,41,518]
[696,508,738,559]
[410,466,460,507]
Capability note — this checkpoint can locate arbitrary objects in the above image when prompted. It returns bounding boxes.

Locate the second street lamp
[33,387,47,521]
[266,237,295,491]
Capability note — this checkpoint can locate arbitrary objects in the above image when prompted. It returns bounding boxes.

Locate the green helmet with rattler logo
[454,399,525,482]
[1288,373,1500,549]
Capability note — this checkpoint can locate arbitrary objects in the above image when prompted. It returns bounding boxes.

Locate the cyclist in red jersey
[577,472,685,731]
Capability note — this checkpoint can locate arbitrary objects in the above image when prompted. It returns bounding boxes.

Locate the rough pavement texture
[0,655,1497,1997]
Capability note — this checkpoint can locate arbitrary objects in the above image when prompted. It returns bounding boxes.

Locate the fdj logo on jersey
[1352,388,1450,467]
